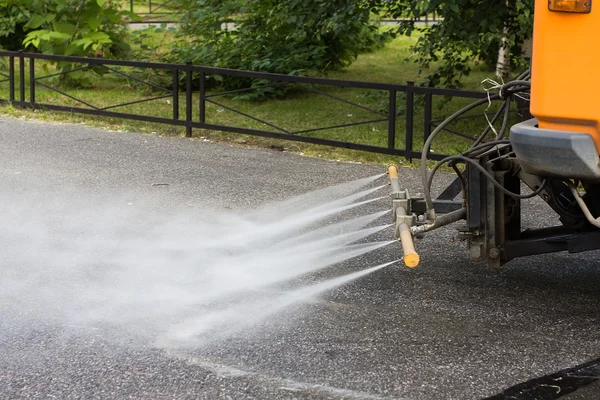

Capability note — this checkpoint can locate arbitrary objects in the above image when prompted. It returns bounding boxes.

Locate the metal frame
[504,227,600,260]
[0,51,489,162]
[459,150,600,266]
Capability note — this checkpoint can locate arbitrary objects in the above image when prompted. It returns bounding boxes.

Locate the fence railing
[0,51,492,162]
[381,12,441,26]
[126,6,439,25]
[128,0,177,21]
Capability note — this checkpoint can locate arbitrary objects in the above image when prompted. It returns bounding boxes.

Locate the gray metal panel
[510,118,600,181]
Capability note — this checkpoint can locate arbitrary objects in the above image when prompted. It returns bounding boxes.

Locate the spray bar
[396,206,420,268]
[387,164,402,196]
[387,164,420,268]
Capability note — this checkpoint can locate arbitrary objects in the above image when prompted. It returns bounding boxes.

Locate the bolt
[418,215,425,222]
[488,247,501,259]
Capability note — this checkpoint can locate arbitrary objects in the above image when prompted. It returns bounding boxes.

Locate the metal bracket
[392,190,416,238]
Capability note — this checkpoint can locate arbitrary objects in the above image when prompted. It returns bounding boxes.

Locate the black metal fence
[382,12,441,26]
[128,4,439,25]
[0,51,490,162]
[128,0,177,21]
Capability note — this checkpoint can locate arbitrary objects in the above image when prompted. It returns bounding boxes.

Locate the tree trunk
[495,27,510,80]
[496,1,511,81]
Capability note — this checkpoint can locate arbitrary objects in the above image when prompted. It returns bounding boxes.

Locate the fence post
[185,62,192,138]
[387,89,397,150]
[19,52,25,105]
[9,56,14,103]
[172,68,179,120]
[405,81,415,162]
[29,57,35,106]
[199,69,206,124]
[423,93,432,144]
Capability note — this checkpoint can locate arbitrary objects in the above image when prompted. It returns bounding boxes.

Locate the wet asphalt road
[1,117,600,400]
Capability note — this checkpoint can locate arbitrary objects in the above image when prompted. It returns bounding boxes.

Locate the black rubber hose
[429,155,547,200]
[420,95,501,211]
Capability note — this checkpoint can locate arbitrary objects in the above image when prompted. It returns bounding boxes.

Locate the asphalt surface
[1,117,600,400]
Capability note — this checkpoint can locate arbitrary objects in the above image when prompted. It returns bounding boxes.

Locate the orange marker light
[548,0,591,13]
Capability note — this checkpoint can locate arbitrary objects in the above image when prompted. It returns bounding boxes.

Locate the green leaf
[120,10,143,22]
[97,0,105,7]
[104,9,121,24]
[53,22,77,36]
[87,16,101,31]
[23,31,42,49]
[85,32,111,41]
[47,31,71,42]
[69,70,84,80]
[55,0,68,12]
[64,43,80,56]
[24,14,45,29]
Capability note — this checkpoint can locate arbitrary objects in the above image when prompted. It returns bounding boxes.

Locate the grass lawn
[0,31,521,168]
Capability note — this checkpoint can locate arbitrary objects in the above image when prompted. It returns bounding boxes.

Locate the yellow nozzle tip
[386,164,399,180]
[404,253,420,268]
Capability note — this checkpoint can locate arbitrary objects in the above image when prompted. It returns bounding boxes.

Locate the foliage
[373,0,534,88]
[172,0,394,96]
[22,0,138,58]
[127,24,178,92]
[17,0,140,86]
[0,1,30,50]
[130,24,177,62]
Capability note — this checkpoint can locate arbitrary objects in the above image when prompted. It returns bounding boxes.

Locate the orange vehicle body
[530,0,600,152]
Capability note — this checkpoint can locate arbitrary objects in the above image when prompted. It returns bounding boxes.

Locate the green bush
[0,1,30,50]
[17,0,140,87]
[376,0,533,88]
[22,0,135,58]
[171,0,393,94]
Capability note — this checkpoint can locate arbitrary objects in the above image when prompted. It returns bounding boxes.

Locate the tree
[373,0,534,87]
[21,0,136,58]
[0,1,30,50]
[172,0,392,91]
[10,0,140,86]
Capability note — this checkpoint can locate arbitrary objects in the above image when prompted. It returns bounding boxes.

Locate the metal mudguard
[510,118,600,181]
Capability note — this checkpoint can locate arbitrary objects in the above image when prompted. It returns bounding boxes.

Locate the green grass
[326,34,491,89]
[0,32,516,168]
